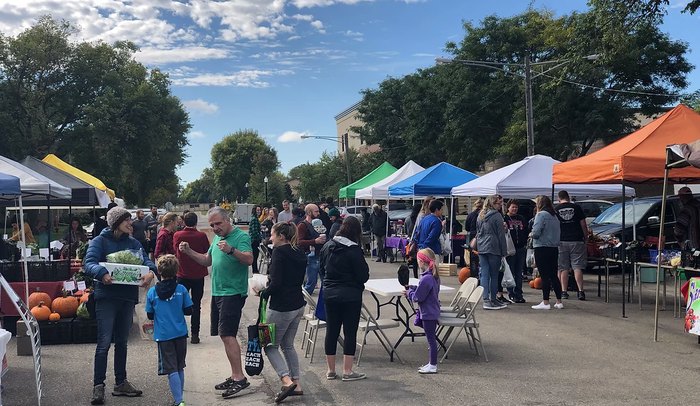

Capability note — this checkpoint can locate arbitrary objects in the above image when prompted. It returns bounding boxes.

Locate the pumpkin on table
[31,302,52,321]
[49,312,61,321]
[52,292,80,318]
[28,289,52,310]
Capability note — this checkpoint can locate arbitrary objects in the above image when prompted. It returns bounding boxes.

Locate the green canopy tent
[339,162,398,199]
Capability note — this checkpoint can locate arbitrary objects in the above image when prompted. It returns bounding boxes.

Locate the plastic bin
[0,262,22,282]
[39,319,73,345]
[640,266,664,283]
[72,318,98,344]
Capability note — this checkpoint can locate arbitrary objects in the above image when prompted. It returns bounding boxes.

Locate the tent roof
[0,172,21,196]
[355,160,424,199]
[21,156,104,206]
[339,162,397,199]
[389,162,478,197]
[452,155,635,198]
[42,154,115,200]
[0,155,72,200]
[553,104,700,184]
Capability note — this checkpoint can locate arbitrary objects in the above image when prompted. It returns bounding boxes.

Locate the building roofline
[334,101,362,121]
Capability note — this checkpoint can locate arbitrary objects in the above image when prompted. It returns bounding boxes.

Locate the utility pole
[524,54,535,156]
[343,133,352,185]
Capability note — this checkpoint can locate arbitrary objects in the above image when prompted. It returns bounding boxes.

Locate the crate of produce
[99,262,149,285]
[39,319,73,345]
[0,261,22,282]
[72,318,98,344]
[48,260,71,281]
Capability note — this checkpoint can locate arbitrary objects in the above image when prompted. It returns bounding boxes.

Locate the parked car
[339,205,368,220]
[589,196,683,246]
[576,199,613,225]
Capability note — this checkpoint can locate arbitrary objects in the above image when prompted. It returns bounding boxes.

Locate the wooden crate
[438,263,457,277]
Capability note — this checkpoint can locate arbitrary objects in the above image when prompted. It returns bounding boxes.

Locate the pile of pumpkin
[28,288,91,322]
[529,277,543,289]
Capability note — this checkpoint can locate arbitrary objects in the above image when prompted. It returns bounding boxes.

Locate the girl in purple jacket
[405,248,441,374]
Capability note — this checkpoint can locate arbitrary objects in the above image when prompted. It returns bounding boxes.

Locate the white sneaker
[417,363,430,371]
[554,302,564,309]
[418,364,437,374]
[531,302,551,310]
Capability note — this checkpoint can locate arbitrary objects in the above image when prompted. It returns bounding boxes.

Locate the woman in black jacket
[259,222,308,402]
[320,216,369,382]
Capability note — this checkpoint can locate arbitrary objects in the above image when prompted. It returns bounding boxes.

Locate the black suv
[589,196,684,246]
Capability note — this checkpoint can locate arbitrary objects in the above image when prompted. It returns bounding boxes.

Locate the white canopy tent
[0,155,72,200]
[355,160,425,199]
[451,155,636,198]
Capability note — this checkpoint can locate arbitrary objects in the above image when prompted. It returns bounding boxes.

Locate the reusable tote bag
[258,298,276,347]
[244,300,265,376]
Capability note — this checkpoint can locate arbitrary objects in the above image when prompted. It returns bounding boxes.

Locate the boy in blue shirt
[146,254,194,406]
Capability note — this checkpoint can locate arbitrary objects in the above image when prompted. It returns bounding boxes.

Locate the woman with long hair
[530,195,563,310]
[259,222,308,402]
[320,216,369,382]
[476,195,507,310]
[154,212,178,258]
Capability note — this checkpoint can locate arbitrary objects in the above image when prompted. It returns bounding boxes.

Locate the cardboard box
[438,263,457,277]
[99,262,149,285]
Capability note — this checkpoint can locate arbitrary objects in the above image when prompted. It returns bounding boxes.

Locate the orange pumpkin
[80,292,91,304]
[29,289,52,310]
[458,267,471,284]
[52,293,80,318]
[49,312,61,321]
[532,277,543,289]
[31,301,52,321]
[529,280,535,288]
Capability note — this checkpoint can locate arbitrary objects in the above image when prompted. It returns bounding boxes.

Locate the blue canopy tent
[388,162,478,197]
[0,173,21,196]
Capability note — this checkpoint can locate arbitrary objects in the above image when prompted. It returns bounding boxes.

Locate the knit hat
[107,207,131,230]
[328,207,340,218]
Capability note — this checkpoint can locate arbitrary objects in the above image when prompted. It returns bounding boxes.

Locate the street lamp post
[436,54,599,157]
[300,133,352,185]
[263,177,268,203]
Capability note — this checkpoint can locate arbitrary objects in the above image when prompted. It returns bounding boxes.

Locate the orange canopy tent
[553,104,700,184]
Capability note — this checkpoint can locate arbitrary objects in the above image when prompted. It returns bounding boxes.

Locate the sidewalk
[3,259,699,405]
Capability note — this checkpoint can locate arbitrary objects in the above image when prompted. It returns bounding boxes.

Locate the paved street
[3,258,699,405]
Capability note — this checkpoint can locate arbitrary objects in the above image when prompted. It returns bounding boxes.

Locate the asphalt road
[3,256,699,405]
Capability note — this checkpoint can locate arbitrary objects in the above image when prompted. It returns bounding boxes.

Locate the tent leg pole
[654,168,670,342]
[621,183,626,318]
[19,195,29,305]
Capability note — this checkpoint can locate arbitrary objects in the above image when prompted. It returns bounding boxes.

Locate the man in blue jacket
[84,206,158,405]
[416,200,444,261]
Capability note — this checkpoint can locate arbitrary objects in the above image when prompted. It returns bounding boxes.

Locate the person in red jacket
[155,213,178,259]
[173,212,210,344]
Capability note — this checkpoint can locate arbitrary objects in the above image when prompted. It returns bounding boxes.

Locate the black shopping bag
[244,324,264,376]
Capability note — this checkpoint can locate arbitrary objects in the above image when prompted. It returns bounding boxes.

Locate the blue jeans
[506,247,526,299]
[304,254,320,294]
[93,298,135,386]
[479,253,502,302]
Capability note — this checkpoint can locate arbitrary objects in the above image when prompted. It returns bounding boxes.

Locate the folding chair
[356,303,403,366]
[437,285,488,362]
[440,277,478,313]
[258,242,272,274]
[301,289,326,363]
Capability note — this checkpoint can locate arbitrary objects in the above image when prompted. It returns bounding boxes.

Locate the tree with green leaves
[0,16,190,206]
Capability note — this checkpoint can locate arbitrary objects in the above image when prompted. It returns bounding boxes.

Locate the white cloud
[189,131,206,139]
[310,20,326,34]
[291,14,314,21]
[344,30,364,41]
[291,0,370,7]
[412,52,434,57]
[183,99,219,114]
[172,69,294,87]
[135,46,231,64]
[277,131,309,143]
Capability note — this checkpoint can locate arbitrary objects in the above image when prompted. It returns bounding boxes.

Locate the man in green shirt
[178,207,253,399]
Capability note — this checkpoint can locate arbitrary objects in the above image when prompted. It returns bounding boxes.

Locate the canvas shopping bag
[257,298,276,347]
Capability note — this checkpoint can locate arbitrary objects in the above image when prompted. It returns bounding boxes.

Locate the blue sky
[1,0,698,186]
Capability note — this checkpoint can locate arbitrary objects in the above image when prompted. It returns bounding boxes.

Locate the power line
[540,73,684,97]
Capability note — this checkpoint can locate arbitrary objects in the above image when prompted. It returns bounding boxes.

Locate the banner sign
[685,277,700,336]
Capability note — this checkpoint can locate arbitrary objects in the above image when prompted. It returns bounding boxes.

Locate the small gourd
[49,312,61,322]
[31,301,52,321]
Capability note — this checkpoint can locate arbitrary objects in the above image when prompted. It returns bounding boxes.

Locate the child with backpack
[404,248,441,374]
[146,255,193,406]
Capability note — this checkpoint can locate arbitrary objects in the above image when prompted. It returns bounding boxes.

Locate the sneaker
[417,363,430,371]
[483,299,498,310]
[554,302,564,309]
[171,402,186,406]
[531,302,551,310]
[561,291,570,299]
[498,295,514,304]
[418,364,437,374]
[191,335,200,344]
[342,371,367,381]
[578,291,586,301]
[112,380,143,397]
[221,378,250,399]
[326,371,337,380]
[91,384,105,405]
[514,297,526,304]
[215,377,235,390]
